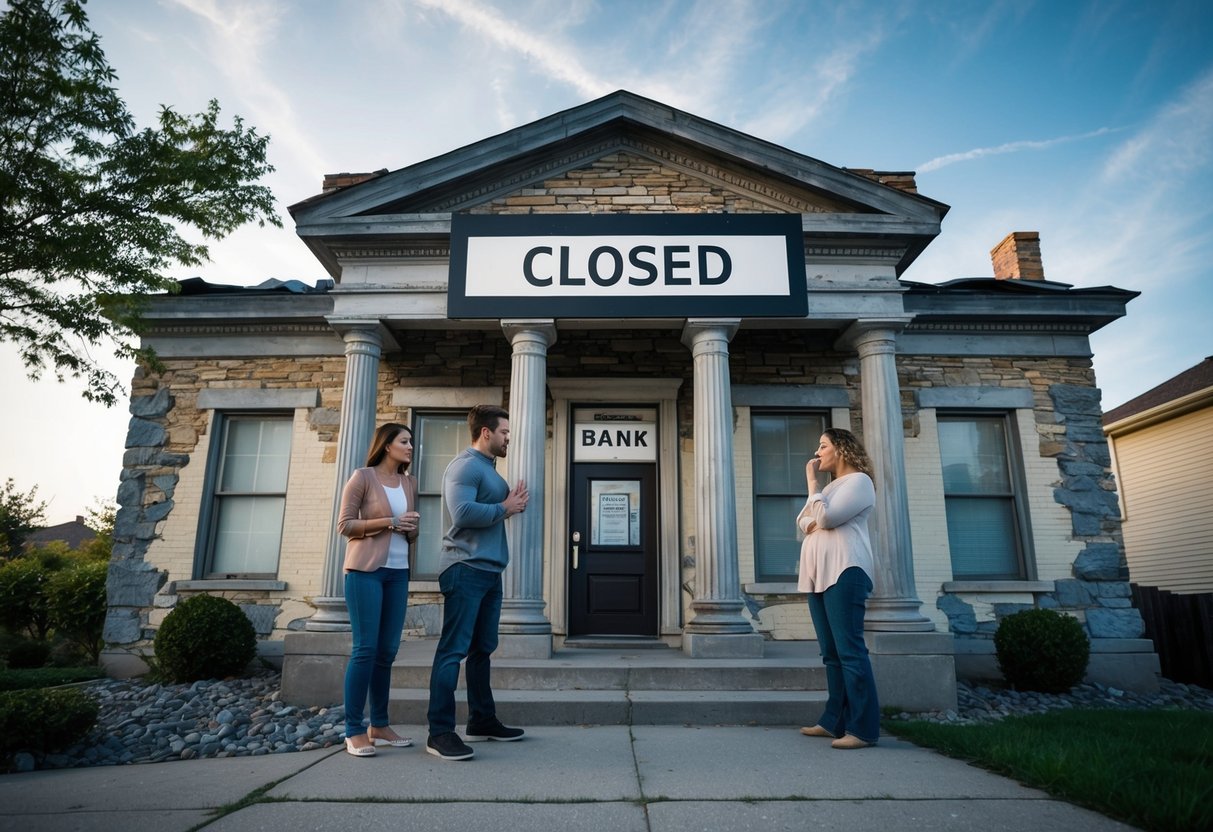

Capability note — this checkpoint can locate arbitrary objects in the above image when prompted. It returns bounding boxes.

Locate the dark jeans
[427,562,503,736]
[806,566,880,743]
[343,566,409,738]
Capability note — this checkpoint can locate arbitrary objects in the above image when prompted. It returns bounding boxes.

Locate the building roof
[288,89,950,279]
[1103,356,1213,425]
[24,516,96,550]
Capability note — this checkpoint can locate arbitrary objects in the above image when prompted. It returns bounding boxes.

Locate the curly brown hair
[823,427,874,480]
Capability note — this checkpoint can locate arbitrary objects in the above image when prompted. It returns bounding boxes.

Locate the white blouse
[796,472,875,593]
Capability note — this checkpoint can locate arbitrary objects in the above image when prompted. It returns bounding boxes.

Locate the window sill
[744,582,801,594]
[942,580,1052,594]
[174,579,288,592]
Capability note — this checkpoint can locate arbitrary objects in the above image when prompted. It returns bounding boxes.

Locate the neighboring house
[1103,357,1213,593]
[25,515,96,550]
[101,91,1158,705]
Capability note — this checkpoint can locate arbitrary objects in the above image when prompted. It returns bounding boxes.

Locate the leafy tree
[47,559,107,663]
[0,479,46,558]
[0,0,281,406]
[76,499,114,562]
[0,543,69,639]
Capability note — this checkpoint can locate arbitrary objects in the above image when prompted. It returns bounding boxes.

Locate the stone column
[843,321,933,632]
[681,320,763,658]
[307,323,383,631]
[840,320,954,713]
[498,320,557,658]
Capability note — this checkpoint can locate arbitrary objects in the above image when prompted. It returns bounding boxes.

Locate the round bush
[994,608,1090,693]
[153,595,256,683]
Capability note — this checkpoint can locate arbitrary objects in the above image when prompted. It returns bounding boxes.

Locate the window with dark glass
[938,414,1030,579]
[750,411,827,582]
[202,414,291,577]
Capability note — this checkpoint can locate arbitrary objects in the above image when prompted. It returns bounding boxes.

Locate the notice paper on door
[595,493,631,545]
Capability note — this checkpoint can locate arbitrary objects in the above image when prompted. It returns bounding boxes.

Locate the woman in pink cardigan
[337,422,421,757]
[796,427,880,749]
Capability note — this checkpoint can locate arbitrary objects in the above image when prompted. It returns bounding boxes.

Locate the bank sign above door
[448,214,807,318]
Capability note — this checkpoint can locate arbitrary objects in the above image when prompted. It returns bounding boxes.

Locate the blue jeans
[427,562,502,736]
[806,566,880,743]
[343,566,409,738]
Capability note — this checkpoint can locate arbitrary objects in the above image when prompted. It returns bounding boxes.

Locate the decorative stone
[116,476,145,508]
[108,561,166,606]
[1073,544,1123,581]
[130,388,173,418]
[239,604,279,636]
[1049,384,1103,416]
[125,417,166,448]
[102,608,143,643]
[1086,607,1144,638]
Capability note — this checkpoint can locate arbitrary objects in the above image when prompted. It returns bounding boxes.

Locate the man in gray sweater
[426,405,530,761]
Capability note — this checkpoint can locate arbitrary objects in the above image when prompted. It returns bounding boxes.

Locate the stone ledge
[173,579,288,592]
[942,581,1054,593]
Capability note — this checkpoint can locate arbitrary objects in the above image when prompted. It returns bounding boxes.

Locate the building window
[938,413,1030,579]
[751,411,827,582]
[202,414,292,578]
[413,411,469,579]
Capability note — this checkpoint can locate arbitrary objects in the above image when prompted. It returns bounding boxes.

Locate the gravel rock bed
[889,677,1213,725]
[11,671,1213,770]
[16,670,346,772]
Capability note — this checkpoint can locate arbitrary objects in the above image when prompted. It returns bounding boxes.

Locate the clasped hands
[390,511,420,534]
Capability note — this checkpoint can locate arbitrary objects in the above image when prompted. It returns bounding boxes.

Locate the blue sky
[3,0,1211,522]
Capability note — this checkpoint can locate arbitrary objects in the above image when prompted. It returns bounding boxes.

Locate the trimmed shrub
[995,608,1090,693]
[153,594,256,683]
[0,687,98,756]
[46,560,108,664]
[5,638,51,669]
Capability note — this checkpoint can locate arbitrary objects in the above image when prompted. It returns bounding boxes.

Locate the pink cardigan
[337,467,419,573]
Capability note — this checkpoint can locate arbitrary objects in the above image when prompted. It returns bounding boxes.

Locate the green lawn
[884,708,1213,832]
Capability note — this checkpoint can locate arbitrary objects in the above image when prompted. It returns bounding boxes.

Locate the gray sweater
[439,448,510,574]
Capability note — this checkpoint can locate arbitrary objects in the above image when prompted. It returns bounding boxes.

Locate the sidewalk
[0,724,1134,831]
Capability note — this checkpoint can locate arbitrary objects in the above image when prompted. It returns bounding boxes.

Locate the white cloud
[917,127,1119,173]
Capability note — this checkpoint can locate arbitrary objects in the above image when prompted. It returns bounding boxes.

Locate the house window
[938,414,1029,579]
[203,414,292,577]
[751,411,827,582]
[413,412,469,579]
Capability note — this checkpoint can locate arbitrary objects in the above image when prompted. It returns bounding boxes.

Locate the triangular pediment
[290,91,948,275]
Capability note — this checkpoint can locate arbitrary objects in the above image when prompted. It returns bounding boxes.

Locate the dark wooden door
[568,463,658,636]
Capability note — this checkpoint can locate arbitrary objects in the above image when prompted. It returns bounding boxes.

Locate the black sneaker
[465,719,525,742]
[426,732,474,760]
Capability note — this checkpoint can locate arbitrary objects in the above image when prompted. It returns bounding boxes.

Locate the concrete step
[389,639,828,692]
[385,639,828,726]
[387,688,829,726]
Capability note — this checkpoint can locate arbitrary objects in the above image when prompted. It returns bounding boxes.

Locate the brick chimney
[991,231,1044,280]
[844,168,919,194]
[321,169,387,193]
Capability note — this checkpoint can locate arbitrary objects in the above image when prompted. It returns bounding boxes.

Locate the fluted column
[498,320,556,658]
[681,320,763,657]
[307,324,383,632]
[844,321,933,632]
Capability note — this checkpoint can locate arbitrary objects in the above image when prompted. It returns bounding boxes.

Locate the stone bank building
[103,92,1158,708]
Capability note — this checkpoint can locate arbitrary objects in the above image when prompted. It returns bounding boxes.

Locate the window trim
[194,410,292,580]
[749,407,830,584]
[411,409,471,582]
[937,410,1035,581]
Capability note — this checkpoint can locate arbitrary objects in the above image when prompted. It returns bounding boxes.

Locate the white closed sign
[574,422,657,462]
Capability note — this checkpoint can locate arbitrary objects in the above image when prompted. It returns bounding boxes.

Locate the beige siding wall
[1114,406,1213,593]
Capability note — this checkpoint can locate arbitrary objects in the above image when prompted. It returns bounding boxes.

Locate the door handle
[572,531,581,570]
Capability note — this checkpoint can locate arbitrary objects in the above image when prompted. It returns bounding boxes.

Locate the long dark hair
[823,427,874,480]
[365,423,412,472]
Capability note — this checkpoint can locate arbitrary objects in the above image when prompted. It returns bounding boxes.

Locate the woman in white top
[796,428,880,749]
[336,422,421,756]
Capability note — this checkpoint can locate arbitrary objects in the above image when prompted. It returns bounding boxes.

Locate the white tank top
[381,483,410,569]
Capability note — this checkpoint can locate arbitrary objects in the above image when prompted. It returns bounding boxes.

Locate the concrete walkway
[0,724,1135,831]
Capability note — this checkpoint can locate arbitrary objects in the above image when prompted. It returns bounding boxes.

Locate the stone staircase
[385,639,828,726]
